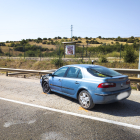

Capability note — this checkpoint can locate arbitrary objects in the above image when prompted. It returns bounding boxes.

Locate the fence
[0,44,123,60]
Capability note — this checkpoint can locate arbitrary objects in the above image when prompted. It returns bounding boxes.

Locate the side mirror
[49,73,53,76]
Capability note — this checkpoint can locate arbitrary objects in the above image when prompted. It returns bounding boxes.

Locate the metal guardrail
[0,68,57,78]
[0,67,140,82]
[111,68,140,74]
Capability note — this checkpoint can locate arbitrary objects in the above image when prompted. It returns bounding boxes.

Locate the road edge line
[0,97,140,130]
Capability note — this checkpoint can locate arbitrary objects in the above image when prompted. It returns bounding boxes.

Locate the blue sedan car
[40,64,131,109]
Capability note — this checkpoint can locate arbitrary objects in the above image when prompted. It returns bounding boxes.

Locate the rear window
[87,66,122,77]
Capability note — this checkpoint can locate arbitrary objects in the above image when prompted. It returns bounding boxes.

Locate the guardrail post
[137,45,140,91]
[6,71,8,76]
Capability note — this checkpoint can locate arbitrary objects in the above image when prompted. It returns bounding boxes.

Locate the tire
[78,90,95,110]
[43,80,51,94]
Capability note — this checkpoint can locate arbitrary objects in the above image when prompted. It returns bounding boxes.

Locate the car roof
[64,64,100,68]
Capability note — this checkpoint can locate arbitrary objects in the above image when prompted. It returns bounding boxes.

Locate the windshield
[87,66,122,77]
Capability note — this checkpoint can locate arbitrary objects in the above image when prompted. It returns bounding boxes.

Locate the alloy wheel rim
[80,92,90,108]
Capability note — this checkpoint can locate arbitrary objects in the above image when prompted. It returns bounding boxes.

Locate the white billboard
[65,45,75,55]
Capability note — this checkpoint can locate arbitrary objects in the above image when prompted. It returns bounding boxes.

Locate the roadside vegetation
[0,36,139,61]
[0,35,140,90]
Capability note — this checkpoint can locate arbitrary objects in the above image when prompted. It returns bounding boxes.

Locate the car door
[61,67,83,95]
[50,67,68,92]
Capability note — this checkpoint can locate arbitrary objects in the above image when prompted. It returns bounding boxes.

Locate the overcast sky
[0,0,140,42]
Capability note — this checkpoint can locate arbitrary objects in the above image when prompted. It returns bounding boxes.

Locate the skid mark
[4,119,36,127]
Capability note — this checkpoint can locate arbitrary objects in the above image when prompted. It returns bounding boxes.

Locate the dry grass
[29,41,56,49]
[0,58,138,89]
[1,46,23,56]
[0,37,139,55]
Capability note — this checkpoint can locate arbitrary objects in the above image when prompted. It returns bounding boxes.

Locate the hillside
[0,36,139,58]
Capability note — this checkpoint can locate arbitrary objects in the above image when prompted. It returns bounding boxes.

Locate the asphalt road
[0,100,140,140]
[0,75,140,139]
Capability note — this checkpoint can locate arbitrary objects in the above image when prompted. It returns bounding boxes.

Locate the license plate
[117,91,129,100]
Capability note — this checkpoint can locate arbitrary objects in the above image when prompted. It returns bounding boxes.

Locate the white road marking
[0,97,140,130]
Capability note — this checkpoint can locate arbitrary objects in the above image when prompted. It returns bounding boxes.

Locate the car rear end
[86,65,131,104]
[94,75,131,104]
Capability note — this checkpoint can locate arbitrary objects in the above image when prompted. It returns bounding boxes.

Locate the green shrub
[26,39,32,42]
[51,58,64,67]
[78,41,82,43]
[0,42,6,46]
[123,45,138,63]
[10,42,15,47]
[89,39,100,44]
[42,41,46,44]
[58,36,61,39]
[18,53,23,57]
[99,55,108,63]
[0,47,3,54]
[127,39,134,43]
[50,48,53,51]
[26,50,37,57]
[54,37,57,39]
[37,37,42,40]
[5,52,12,56]
[98,36,102,39]
[20,39,28,45]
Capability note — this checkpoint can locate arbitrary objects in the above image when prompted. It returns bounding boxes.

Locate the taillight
[126,79,130,84]
[98,83,116,88]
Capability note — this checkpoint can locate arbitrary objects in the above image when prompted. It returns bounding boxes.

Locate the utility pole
[71,25,73,41]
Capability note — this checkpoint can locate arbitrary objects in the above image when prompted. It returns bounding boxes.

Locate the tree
[58,36,61,39]
[37,37,42,40]
[131,36,134,39]
[20,39,28,45]
[98,36,102,39]
[10,42,15,47]
[123,45,137,63]
[54,37,57,39]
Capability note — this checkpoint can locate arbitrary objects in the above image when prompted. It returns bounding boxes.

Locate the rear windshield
[87,66,122,77]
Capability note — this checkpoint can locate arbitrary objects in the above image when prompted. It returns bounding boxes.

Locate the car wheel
[78,90,95,110]
[43,80,51,94]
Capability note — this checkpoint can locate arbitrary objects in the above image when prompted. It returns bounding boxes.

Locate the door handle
[75,81,79,84]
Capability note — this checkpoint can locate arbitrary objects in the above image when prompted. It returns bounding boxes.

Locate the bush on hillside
[123,45,138,63]
[58,36,61,39]
[0,42,6,46]
[0,47,3,54]
[9,42,16,47]
[99,55,108,63]
[78,41,82,43]
[20,39,28,45]
[42,41,47,44]
[63,37,67,39]
[37,37,42,40]
[126,39,134,43]
[89,39,100,44]
[51,58,64,67]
